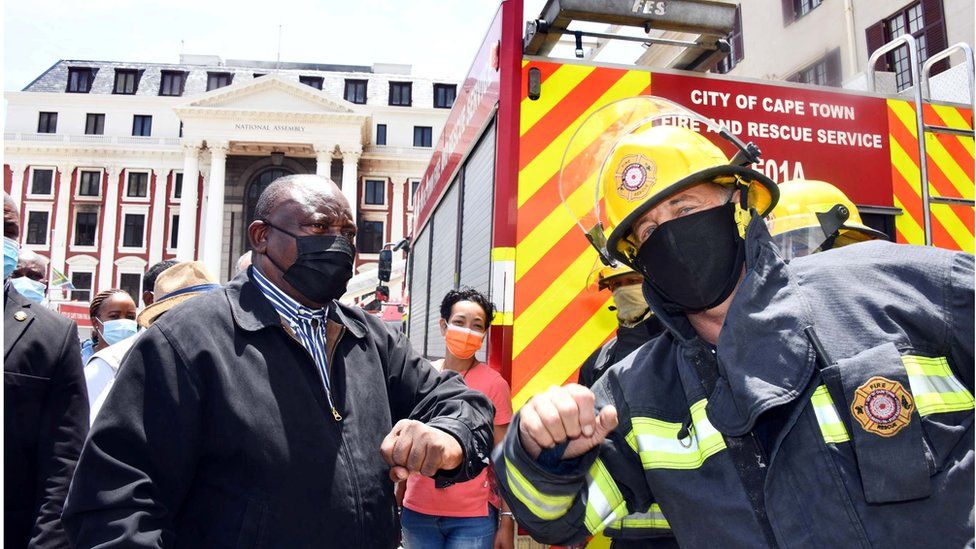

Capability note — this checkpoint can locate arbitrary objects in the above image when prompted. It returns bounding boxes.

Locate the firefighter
[494,114,974,548]
[577,265,672,549]
[578,266,664,389]
[766,178,888,260]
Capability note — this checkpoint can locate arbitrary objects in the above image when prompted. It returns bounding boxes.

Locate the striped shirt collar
[250,265,328,325]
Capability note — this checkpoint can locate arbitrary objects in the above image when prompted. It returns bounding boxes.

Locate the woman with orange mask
[399,288,515,549]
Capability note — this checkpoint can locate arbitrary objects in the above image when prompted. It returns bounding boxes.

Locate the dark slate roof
[22,59,374,94]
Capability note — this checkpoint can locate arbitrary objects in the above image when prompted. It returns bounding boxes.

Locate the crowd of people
[3,104,973,549]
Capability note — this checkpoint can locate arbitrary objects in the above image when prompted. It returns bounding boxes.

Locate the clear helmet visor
[557,96,757,267]
[769,225,835,261]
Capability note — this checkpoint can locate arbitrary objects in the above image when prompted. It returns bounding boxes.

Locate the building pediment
[176,74,362,117]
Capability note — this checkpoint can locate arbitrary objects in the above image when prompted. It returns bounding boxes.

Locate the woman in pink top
[399,288,515,549]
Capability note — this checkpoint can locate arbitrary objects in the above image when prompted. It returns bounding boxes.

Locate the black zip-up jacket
[62,273,494,548]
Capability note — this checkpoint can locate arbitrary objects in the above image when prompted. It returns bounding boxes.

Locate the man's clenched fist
[381,419,463,481]
[518,384,618,459]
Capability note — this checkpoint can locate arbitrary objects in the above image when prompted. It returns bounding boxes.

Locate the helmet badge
[615,154,655,202]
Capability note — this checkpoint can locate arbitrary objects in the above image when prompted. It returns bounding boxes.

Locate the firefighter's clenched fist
[518,383,618,459]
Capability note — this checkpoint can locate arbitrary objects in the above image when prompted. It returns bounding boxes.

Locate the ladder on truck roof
[524,0,738,72]
[867,36,976,247]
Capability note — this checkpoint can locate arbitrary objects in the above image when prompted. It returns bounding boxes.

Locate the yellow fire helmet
[766,179,888,259]
[586,263,643,291]
[558,96,778,271]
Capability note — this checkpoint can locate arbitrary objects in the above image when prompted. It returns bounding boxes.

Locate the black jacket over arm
[4,286,90,549]
[62,273,494,549]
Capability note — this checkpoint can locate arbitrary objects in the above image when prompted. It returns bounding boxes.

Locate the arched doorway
[243,167,293,250]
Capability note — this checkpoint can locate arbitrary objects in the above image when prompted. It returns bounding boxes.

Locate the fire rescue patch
[615,154,656,202]
[850,376,914,437]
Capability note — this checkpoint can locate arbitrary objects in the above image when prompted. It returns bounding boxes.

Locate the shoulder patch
[850,376,914,437]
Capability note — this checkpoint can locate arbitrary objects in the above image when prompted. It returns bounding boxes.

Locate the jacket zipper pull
[332,407,343,422]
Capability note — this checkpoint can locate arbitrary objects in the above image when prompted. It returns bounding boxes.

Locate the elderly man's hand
[380,419,463,481]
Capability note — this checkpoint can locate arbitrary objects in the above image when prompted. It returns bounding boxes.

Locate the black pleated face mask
[635,202,745,314]
[263,221,356,305]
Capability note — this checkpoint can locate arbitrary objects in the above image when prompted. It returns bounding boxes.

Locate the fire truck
[404,0,974,419]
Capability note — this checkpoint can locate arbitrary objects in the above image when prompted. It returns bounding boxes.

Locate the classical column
[391,178,406,243]
[315,144,334,178]
[8,163,27,206]
[50,164,74,299]
[176,142,201,261]
[202,142,228,278]
[341,150,361,223]
[98,165,121,293]
[148,166,170,265]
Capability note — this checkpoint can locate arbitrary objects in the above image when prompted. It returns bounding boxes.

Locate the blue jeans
[401,507,496,549]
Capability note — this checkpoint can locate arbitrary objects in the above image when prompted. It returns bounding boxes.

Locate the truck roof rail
[524,0,738,71]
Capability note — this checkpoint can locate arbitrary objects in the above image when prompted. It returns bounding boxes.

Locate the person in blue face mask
[10,249,49,304]
[83,289,137,421]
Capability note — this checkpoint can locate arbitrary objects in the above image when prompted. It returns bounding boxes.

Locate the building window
[113,69,140,94]
[782,0,822,23]
[868,1,947,91]
[170,214,180,249]
[85,113,105,135]
[389,82,412,106]
[159,71,187,96]
[412,180,420,201]
[119,273,141,301]
[122,214,146,247]
[714,4,744,74]
[132,115,152,137]
[66,67,95,93]
[71,272,93,302]
[413,126,433,147]
[344,79,367,104]
[300,75,324,90]
[127,172,149,198]
[37,112,57,134]
[173,172,183,199]
[357,219,384,254]
[433,84,457,108]
[30,169,54,195]
[376,124,387,145]
[364,180,386,205]
[789,49,842,87]
[25,211,49,245]
[207,72,233,91]
[74,211,98,246]
[78,171,101,197]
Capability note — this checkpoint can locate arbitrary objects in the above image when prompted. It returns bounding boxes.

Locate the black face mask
[635,202,745,314]
[262,221,356,305]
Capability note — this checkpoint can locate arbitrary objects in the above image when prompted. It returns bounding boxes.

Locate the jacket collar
[225,271,366,339]
[643,216,816,436]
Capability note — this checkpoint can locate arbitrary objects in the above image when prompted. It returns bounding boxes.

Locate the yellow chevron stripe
[889,99,919,138]
[924,133,974,199]
[522,59,530,69]
[512,246,598,358]
[931,203,975,252]
[516,171,602,282]
[513,296,617,410]
[520,64,596,137]
[518,70,651,208]
[890,118,972,248]
[893,195,925,245]
[930,104,973,131]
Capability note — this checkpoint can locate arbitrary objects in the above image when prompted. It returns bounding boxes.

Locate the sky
[3,0,549,91]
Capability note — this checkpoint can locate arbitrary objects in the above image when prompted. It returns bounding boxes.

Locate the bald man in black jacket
[4,193,89,548]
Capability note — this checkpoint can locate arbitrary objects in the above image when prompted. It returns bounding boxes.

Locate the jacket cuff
[427,417,486,482]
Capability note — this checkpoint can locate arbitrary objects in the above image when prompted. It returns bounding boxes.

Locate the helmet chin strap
[733,177,753,239]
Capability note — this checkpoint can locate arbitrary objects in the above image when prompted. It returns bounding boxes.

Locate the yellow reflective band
[902,355,975,415]
[584,458,629,534]
[810,385,850,444]
[625,400,726,470]
[607,503,671,531]
[504,460,574,521]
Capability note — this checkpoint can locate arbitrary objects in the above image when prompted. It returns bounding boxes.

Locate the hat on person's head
[136,261,220,327]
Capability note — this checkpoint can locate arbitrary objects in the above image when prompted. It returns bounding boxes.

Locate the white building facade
[4,56,455,304]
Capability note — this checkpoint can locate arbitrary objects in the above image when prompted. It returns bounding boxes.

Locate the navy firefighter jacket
[495,217,974,548]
